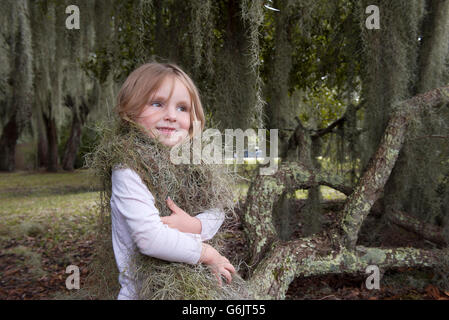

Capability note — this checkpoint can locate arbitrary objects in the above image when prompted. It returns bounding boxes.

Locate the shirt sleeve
[195,208,225,241]
[111,167,202,264]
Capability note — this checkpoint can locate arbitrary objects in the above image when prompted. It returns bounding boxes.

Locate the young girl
[108,62,236,300]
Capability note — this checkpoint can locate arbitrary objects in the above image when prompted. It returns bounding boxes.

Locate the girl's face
[136,76,191,147]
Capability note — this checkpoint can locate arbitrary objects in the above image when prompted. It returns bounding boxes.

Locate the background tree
[0,0,33,171]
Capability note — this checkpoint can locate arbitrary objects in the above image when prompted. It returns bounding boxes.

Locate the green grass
[0,170,100,242]
[0,169,98,194]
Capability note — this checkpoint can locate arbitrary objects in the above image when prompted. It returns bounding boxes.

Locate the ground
[0,170,448,300]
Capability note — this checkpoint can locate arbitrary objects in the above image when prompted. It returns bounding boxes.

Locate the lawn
[0,170,100,299]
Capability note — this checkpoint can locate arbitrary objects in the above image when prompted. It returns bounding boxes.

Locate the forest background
[1,0,449,300]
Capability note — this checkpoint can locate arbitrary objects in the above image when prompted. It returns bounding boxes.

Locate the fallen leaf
[425,285,440,300]
[3,268,20,277]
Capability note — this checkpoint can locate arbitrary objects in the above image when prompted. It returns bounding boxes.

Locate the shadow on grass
[0,185,102,198]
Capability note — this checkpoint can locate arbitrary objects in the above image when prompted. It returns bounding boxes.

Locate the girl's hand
[199,243,236,286]
[161,197,202,234]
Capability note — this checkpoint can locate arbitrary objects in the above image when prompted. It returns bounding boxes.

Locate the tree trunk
[62,98,90,171]
[0,114,19,172]
[243,86,449,299]
[416,0,449,94]
[340,86,449,249]
[265,0,295,150]
[37,108,49,168]
[0,0,33,172]
[43,112,59,172]
[62,112,82,171]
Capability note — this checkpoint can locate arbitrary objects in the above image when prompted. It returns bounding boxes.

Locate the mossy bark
[247,239,449,299]
[242,162,316,267]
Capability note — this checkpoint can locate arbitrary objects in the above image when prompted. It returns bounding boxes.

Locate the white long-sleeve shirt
[110,167,225,300]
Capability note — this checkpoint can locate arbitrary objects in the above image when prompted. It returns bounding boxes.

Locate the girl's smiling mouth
[157,127,176,135]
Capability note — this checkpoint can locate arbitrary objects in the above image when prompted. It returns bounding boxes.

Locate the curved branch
[311,103,361,140]
[340,85,449,249]
[316,173,353,196]
[386,210,447,245]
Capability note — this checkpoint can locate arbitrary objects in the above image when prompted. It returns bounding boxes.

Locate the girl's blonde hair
[116,62,205,137]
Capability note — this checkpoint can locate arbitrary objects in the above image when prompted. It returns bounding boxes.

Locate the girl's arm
[162,198,225,241]
[194,208,225,241]
[111,168,202,264]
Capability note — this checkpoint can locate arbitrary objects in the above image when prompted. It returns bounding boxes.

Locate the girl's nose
[164,105,177,122]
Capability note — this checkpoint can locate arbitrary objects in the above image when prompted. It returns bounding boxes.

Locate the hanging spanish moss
[264,0,296,140]
[186,0,218,126]
[359,0,425,168]
[0,1,13,119]
[10,0,33,131]
[0,0,34,171]
[417,0,449,94]
[381,0,449,246]
[201,0,258,130]
[189,0,214,74]
[241,0,265,128]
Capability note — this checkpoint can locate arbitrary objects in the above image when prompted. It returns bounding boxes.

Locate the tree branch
[316,173,353,196]
[311,103,361,140]
[386,210,447,245]
[340,85,449,249]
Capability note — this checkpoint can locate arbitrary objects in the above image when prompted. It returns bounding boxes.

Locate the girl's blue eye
[177,106,187,112]
[150,102,162,108]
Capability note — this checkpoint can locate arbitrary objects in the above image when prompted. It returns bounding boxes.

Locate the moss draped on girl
[85,119,250,300]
